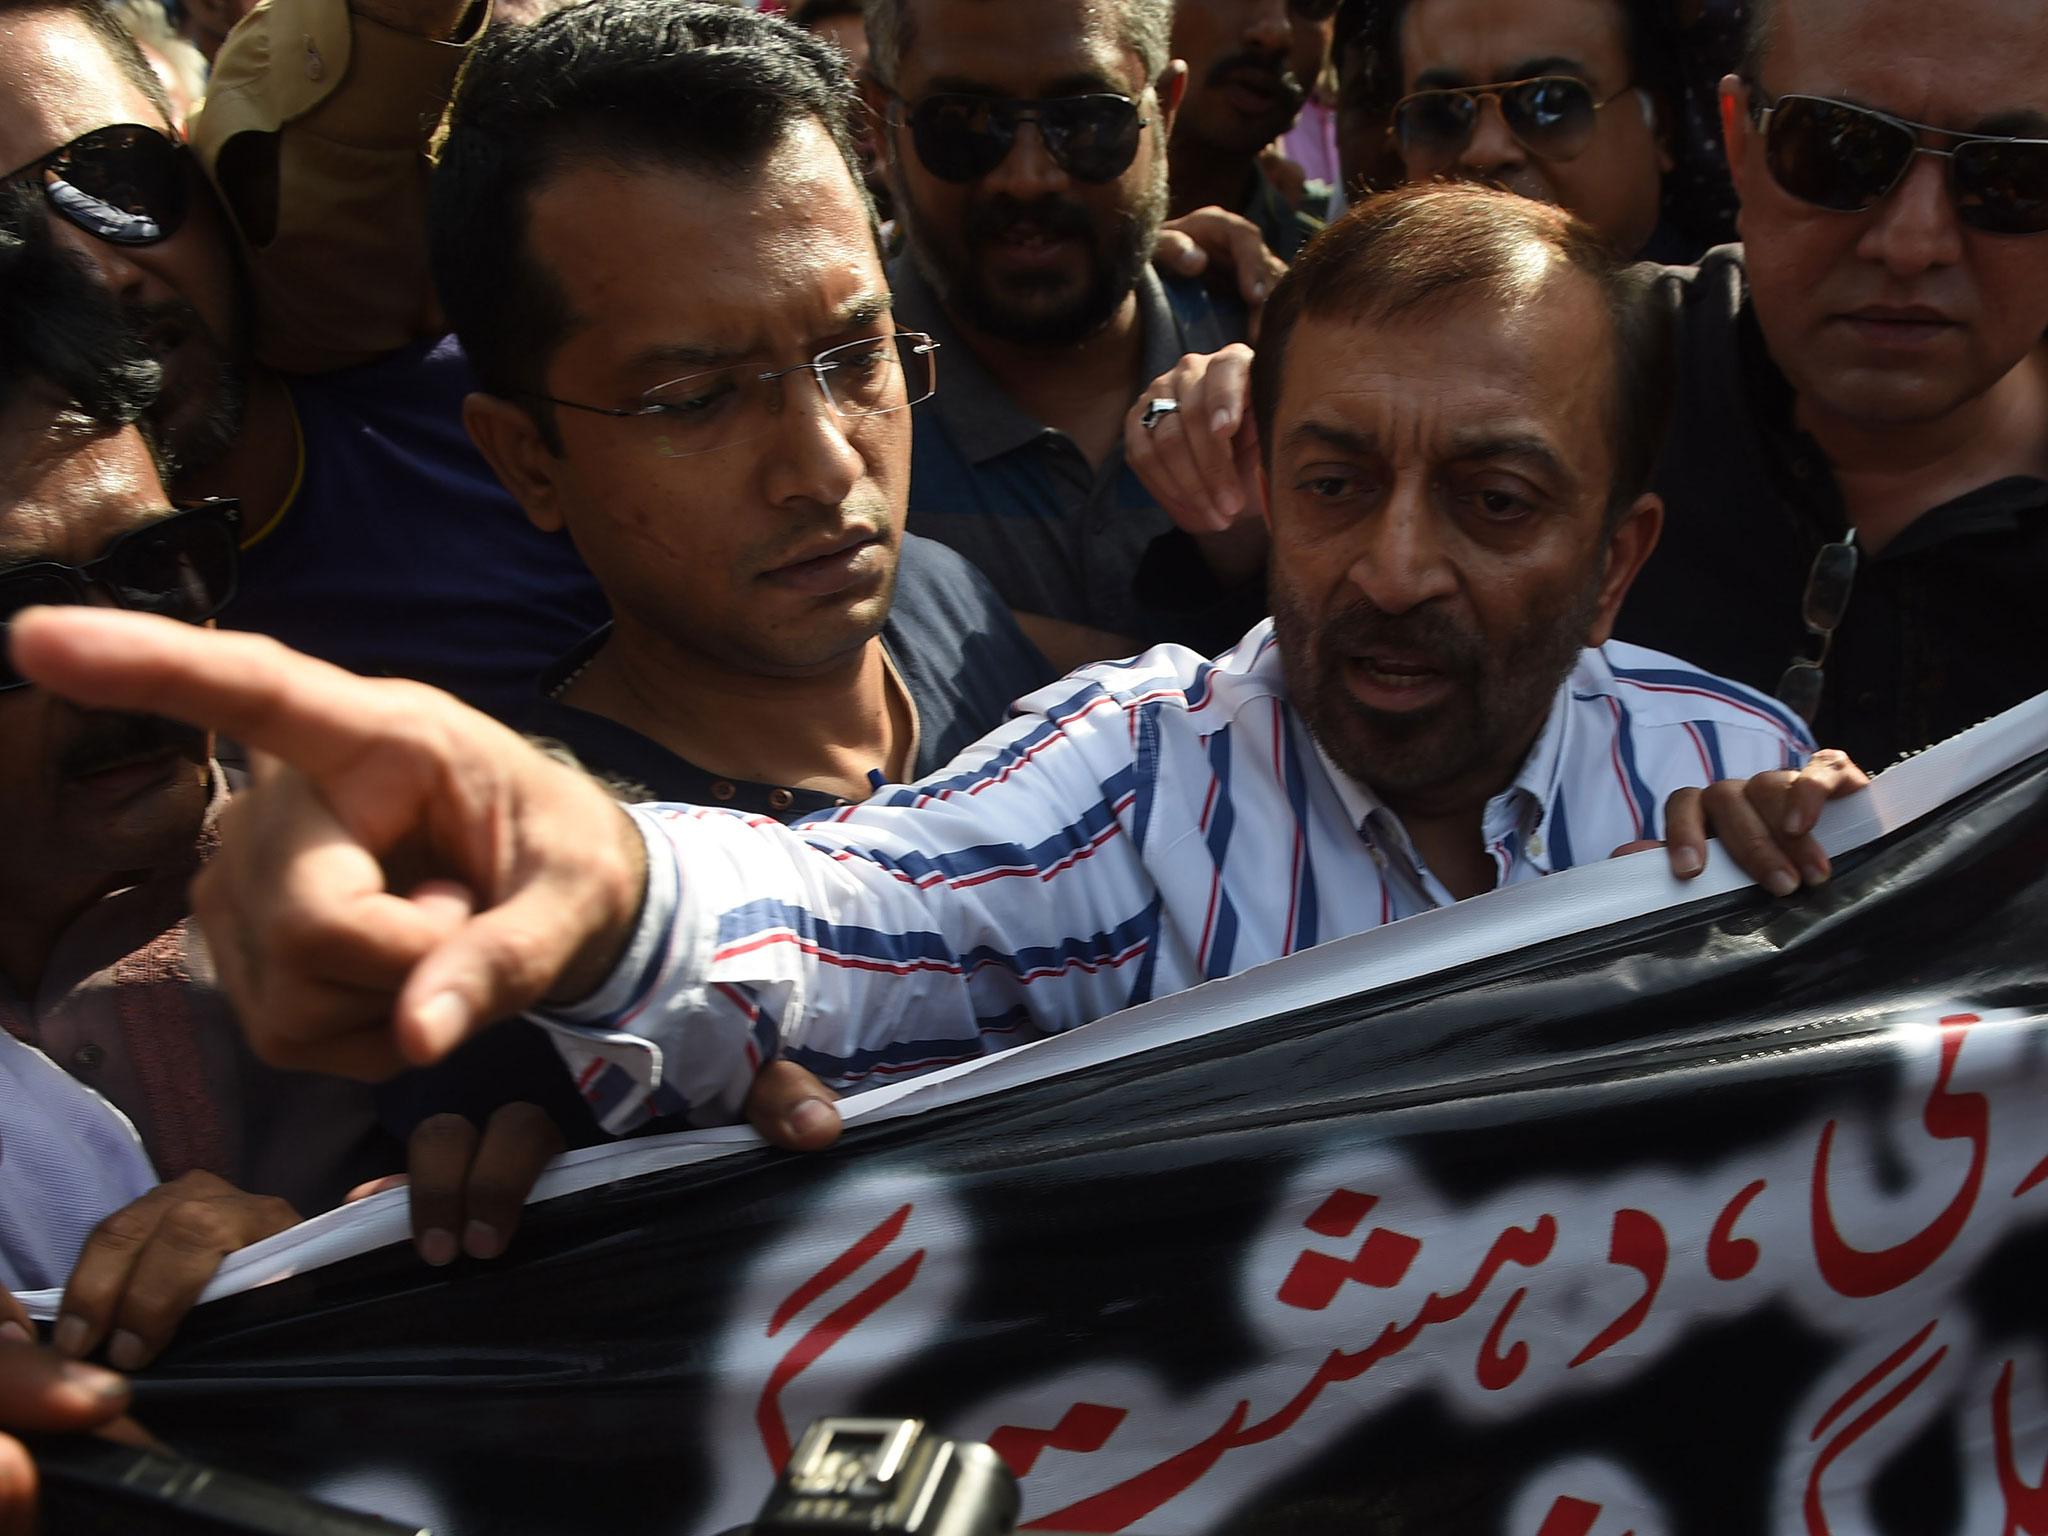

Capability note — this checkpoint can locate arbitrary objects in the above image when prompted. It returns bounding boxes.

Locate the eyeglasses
[889,92,1151,184]
[1775,529,1858,725]
[1392,76,1636,166]
[2,124,191,247]
[1748,88,2048,236]
[530,332,940,460]
[0,500,241,691]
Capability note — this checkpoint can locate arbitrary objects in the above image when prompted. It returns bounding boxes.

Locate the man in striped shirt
[7,186,1861,1140]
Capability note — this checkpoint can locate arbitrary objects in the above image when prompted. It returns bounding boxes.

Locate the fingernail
[107,1331,147,1371]
[53,1314,90,1357]
[1766,869,1799,898]
[58,1360,130,1404]
[1251,279,1268,300]
[1672,847,1703,877]
[789,1097,837,1141]
[462,1221,503,1261]
[419,1228,458,1267]
[1803,859,1831,886]
[415,990,470,1047]
[1211,408,1234,436]
[1783,811,1806,836]
[0,1321,31,1346]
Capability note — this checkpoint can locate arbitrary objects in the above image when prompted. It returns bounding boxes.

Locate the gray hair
[863,0,1174,90]
[1740,0,1775,79]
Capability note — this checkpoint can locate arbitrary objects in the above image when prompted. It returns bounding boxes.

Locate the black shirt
[1617,244,2048,769]
[519,534,1055,821]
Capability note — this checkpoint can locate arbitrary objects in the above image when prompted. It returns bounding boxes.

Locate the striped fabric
[539,623,1815,1132]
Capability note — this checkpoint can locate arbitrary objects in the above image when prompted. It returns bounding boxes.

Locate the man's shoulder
[1018,620,1286,728]
[1579,641,1813,746]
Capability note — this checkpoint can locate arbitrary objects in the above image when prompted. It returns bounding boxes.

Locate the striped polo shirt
[540,622,1815,1131]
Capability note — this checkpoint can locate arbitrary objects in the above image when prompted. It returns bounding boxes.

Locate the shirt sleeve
[189,0,482,373]
[527,672,1176,1135]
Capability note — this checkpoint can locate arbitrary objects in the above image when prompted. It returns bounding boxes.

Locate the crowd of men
[0,0,2042,1515]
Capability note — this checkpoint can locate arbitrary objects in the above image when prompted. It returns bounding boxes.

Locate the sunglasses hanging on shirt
[1749,88,2048,235]
[1775,529,1858,726]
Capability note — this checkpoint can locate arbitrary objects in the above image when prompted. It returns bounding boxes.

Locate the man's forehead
[1400,0,1630,86]
[0,420,166,559]
[895,0,1142,95]
[0,9,165,170]
[1763,0,2048,128]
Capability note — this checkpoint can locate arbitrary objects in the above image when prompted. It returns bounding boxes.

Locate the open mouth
[762,531,886,597]
[1343,654,1455,713]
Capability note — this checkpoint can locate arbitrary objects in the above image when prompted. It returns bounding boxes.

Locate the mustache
[1317,601,1484,679]
[1205,49,1306,108]
[59,711,206,780]
[963,193,1097,248]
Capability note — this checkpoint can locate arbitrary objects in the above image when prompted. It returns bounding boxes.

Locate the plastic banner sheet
[78,697,2048,1535]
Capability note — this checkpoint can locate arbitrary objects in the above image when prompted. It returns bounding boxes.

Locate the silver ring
[1141,398,1180,431]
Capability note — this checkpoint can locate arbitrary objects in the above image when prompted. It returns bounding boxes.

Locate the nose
[1456,94,1526,177]
[1346,481,1459,616]
[1243,0,1292,55]
[761,372,865,512]
[1856,150,1964,279]
[980,116,1071,200]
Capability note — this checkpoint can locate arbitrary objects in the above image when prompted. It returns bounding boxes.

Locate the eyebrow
[1283,420,1577,486]
[621,293,894,377]
[1413,56,1589,91]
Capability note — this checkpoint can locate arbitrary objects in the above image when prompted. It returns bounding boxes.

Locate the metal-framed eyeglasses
[1775,530,1858,726]
[526,332,940,460]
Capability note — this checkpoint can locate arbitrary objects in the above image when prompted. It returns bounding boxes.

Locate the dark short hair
[1249,183,1676,524]
[428,0,871,439]
[1739,0,1774,79]
[0,0,175,130]
[0,184,162,440]
[862,0,1173,91]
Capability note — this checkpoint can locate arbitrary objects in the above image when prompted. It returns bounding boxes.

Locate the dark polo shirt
[891,255,1251,655]
[1617,244,2048,769]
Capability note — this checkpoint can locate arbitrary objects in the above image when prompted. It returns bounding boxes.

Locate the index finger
[9,609,418,781]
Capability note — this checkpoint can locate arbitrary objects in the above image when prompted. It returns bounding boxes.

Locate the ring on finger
[1141,398,1180,431]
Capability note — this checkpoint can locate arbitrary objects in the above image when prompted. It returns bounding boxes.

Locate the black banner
[122,719,2048,1536]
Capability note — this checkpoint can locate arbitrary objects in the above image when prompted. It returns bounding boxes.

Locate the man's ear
[1585,492,1663,647]
[1640,91,1676,176]
[1718,74,1751,202]
[463,392,569,535]
[861,73,898,180]
[1155,59,1189,137]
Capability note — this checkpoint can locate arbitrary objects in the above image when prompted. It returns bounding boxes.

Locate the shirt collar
[1307,664,1578,875]
[887,251,1191,466]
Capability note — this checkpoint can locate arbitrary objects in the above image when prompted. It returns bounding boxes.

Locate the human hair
[1739,0,1774,79]
[790,0,864,30]
[0,0,175,127]
[862,0,1174,91]
[428,0,871,441]
[0,185,162,438]
[1249,183,1677,524]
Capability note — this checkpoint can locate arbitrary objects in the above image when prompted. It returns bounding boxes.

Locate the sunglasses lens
[1502,77,1600,160]
[1954,136,2048,234]
[39,125,189,246]
[1394,92,1478,161]
[1765,95,1913,212]
[1039,97,1143,183]
[1776,660,1826,724]
[104,510,239,620]
[909,97,1013,183]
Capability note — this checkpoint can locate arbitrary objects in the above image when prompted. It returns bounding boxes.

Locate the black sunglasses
[2,123,191,247]
[891,92,1150,184]
[1775,529,1858,726]
[1749,88,2048,236]
[1392,75,1635,166]
[0,501,241,692]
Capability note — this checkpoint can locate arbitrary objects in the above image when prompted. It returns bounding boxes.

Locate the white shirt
[539,624,1815,1132]
[0,1030,156,1292]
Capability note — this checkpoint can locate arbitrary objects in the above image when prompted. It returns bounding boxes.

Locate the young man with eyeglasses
[861,0,1272,674]
[1612,0,2048,768]
[429,3,1051,819]
[1166,0,1333,261]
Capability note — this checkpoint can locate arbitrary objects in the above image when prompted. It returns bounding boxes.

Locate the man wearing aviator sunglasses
[1609,0,2048,768]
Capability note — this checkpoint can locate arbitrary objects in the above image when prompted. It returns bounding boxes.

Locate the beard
[894,153,1169,348]
[1271,572,1601,809]
[131,297,249,476]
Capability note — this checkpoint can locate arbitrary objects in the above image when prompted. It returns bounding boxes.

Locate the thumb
[1156,229,1207,275]
[391,887,597,1064]
[0,1352,131,1432]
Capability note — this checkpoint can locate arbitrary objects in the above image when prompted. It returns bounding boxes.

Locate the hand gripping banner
[50,696,2048,1536]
